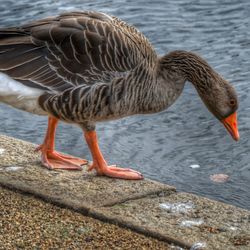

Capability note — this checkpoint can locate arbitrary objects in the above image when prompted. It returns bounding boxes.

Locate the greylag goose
[0,11,239,180]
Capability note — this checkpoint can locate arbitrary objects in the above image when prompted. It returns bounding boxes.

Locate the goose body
[0,11,239,179]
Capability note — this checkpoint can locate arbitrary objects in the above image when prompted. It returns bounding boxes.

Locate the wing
[0,25,71,92]
[0,11,152,93]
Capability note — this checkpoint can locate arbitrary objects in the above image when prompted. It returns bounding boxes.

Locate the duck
[0,11,239,180]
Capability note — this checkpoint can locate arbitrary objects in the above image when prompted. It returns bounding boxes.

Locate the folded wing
[0,11,142,93]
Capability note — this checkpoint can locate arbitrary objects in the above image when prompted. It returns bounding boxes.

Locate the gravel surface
[0,187,171,250]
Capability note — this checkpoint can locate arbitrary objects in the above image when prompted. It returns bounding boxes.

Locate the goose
[0,11,239,180]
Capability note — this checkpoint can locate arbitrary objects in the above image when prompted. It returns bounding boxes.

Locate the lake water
[0,0,249,209]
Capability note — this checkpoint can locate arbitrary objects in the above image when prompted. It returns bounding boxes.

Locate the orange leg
[36,117,87,170]
[84,130,143,180]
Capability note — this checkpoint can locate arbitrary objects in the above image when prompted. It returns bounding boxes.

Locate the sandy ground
[0,187,171,250]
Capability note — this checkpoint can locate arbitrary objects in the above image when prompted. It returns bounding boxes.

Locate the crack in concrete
[102,188,176,207]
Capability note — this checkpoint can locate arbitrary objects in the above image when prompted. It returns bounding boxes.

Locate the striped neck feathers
[158,50,238,120]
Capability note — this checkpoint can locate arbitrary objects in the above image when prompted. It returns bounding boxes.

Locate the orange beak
[221,112,240,141]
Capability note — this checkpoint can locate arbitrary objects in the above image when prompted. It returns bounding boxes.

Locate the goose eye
[229,99,236,107]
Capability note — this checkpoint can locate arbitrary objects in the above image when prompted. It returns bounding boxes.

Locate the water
[0,0,249,209]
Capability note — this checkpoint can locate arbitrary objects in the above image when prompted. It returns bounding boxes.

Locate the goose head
[196,77,239,141]
[159,50,239,141]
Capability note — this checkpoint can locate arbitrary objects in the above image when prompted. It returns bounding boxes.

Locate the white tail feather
[0,72,47,115]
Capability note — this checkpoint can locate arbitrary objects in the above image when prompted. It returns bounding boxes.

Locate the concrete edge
[0,182,191,249]
[88,208,193,249]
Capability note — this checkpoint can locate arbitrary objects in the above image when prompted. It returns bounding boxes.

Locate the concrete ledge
[0,135,249,249]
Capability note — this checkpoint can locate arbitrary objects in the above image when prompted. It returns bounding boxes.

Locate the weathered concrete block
[0,135,175,209]
[0,134,249,249]
[96,192,250,249]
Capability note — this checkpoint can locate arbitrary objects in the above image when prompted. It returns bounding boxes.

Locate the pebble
[0,148,5,155]
[159,202,194,213]
[190,242,206,250]
[180,219,204,227]
[5,166,23,171]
